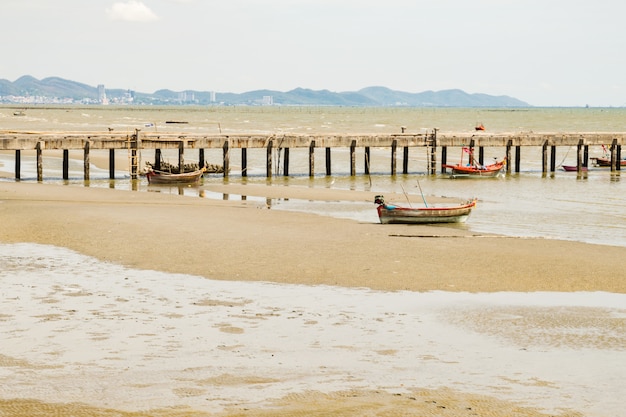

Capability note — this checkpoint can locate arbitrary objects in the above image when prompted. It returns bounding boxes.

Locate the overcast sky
[2,0,625,106]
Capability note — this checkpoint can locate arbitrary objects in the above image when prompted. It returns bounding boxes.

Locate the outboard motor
[374,195,385,205]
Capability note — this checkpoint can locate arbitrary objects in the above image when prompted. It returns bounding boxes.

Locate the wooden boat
[374,195,477,224]
[562,165,588,172]
[475,123,485,131]
[443,158,506,177]
[591,157,626,167]
[145,160,224,174]
[146,167,205,185]
[443,147,505,177]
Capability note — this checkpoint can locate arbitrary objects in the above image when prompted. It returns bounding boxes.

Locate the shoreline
[2,180,626,417]
[2,181,625,293]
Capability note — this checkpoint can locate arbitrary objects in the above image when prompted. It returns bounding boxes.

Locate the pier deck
[1,130,624,180]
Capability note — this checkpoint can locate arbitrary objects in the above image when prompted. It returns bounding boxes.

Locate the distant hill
[0,75,530,107]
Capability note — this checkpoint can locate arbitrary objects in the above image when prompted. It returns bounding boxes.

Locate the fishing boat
[374,195,477,224]
[444,159,505,177]
[590,157,626,167]
[443,147,506,178]
[443,158,506,177]
[146,167,205,185]
[562,165,588,172]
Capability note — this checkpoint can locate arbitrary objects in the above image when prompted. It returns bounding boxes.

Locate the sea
[1,106,626,415]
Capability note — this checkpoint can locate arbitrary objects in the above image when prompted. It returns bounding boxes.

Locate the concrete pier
[1,130,624,180]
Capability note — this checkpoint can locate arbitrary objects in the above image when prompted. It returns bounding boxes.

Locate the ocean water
[1,105,625,247]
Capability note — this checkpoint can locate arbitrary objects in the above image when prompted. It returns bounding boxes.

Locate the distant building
[261,95,273,106]
[97,84,109,105]
[210,91,216,103]
[178,91,195,103]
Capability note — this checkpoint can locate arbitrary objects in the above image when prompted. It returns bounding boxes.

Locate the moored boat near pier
[146,167,205,185]
[591,157,626,167]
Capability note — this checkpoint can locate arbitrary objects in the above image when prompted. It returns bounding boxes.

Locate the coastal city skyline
[1,0,625,107]
[0,75,528,107]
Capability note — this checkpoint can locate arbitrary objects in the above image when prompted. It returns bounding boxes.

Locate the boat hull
[443,160,505,177]
[562,165,588,172]
[146,168,205,185]
[376,200,477,224]
[591,157,626,167]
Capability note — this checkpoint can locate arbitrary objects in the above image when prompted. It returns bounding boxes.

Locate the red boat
[562,165,588,172]
[443,147,506,177]
[591,157,626,167]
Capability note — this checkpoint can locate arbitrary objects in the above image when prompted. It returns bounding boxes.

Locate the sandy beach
[1,180,626,417]
[1,181,625,292]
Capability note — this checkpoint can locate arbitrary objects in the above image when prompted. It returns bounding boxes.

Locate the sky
[1,0,625,107]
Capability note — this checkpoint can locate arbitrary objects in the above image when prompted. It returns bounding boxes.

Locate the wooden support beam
[350,140,356,176]
[515,145,521,173]
[364,147,370,175]
[266,140,273,177]
[155,149,161,170]
[611,138,618,172]
[284,148,290,176]
[505,140,512,174]
[199,148,205,168]
[15,149,20,180]
[309,140,315,177]
[550,145,556,172]
[429,140,437,175]
[576,139,584,173]
[441,146,447,174]
[178,140,185,170]
[325,147,331,176]
[222,140,229,177]
[129,130,141,180]
[36,141,43,182]
[542,141,548,173]
[84,141,90,181]
[63,149,69,180]
[241,148,247,177]
[391,140,397,175]
[109,149,115,179]
[402,146,409,174]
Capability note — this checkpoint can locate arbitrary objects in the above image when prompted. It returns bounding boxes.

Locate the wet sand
[1,181,625,293]
[1,181,625,417]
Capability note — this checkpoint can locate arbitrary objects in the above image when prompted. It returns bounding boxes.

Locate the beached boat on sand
[146,167,205,185]
[374,195,477,224]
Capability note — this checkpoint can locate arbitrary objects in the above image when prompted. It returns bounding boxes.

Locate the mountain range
[0,75,530,107]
